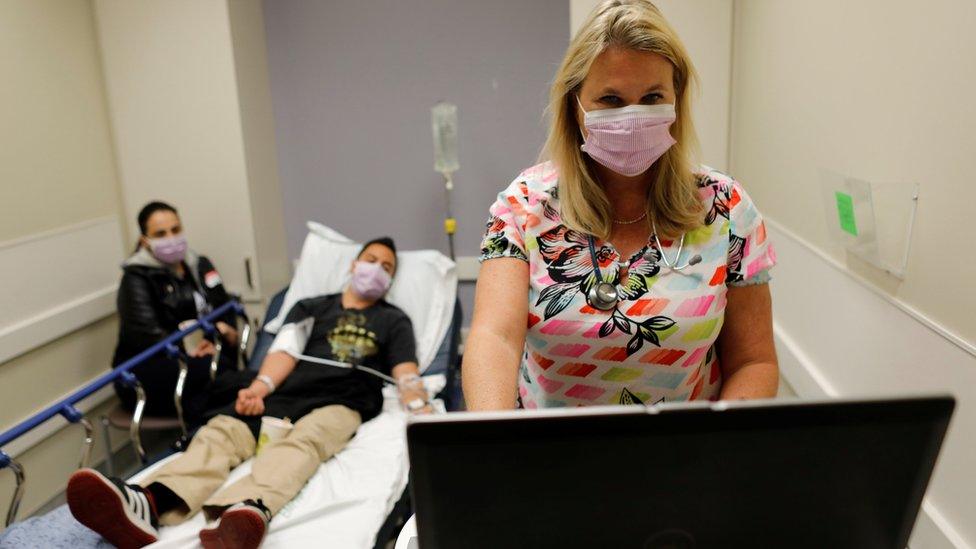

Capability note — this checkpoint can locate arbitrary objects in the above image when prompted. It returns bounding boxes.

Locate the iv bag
[431,102,459,175]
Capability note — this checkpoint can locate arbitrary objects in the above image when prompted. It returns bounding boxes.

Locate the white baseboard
[775,324,963,549]
[768,219,973,549]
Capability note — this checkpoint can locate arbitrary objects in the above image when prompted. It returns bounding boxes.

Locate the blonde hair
[543,0,702,239]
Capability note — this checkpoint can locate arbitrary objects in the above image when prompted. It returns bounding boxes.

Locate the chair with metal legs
[100,320,249,475]
[99,343,201,474]
[237,312,252,370]
[0,300,246,528]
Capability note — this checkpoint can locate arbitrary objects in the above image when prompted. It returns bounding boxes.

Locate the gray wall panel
[263,0,569,262]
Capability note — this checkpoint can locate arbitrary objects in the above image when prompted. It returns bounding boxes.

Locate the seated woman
[68,237,428,549]
[113,201,240,424]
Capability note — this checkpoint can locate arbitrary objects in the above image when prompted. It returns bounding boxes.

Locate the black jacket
[112,247,237,418]
[113,248,235,362]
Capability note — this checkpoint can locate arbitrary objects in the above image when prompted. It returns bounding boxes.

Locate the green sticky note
[835,191,858,236]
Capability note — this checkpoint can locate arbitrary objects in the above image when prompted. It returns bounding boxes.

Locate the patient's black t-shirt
[206,294,416,436]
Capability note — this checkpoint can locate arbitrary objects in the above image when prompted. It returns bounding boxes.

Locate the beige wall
[93,0,290,304]
[0,0,122,241]
[0,317,118,429]
[0,0,289,527]
[94,0,269,302]
[226,0,292,299]
[0,320,129,522]
[0,0,126,526]
[730,0,976,347]
[569,0,733,171]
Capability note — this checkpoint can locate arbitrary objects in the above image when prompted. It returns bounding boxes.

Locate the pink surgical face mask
[149,235,188,265]
[577,96,677,177]
[351,260,392,300]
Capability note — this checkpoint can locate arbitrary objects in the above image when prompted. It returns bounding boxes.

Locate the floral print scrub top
[479,162,776,408]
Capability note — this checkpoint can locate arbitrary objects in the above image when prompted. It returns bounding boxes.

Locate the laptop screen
[407,397,953,549]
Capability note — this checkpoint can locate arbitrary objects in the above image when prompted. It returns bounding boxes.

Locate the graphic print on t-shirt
[327,311,379,364]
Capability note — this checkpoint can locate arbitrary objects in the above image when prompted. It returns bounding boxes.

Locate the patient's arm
[392,362,430,414]
[257,351,300,391]
[237,312,315,415]
[236,351,298,415]
[462,258,529,410]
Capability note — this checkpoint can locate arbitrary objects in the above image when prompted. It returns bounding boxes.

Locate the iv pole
[432,102,459,261]
[442,172,456,261]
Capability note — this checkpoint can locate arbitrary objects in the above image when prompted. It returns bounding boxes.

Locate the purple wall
[262,0,569,262]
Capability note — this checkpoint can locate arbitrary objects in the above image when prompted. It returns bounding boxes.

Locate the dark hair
[137,201,178,235]
[134,201,178,252]
[358,236,398,273]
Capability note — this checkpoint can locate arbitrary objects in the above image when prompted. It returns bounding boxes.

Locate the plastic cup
[256,416,293,454]
[179,319,204,353]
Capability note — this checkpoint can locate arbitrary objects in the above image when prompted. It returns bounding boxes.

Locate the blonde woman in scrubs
[464,0,778,410]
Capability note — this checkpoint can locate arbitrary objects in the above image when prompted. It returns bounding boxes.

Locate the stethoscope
[585,224,703,311]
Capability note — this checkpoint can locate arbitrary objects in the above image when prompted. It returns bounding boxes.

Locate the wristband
[256,374,276,394]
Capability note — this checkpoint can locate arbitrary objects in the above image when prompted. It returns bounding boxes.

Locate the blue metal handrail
[0,300,244,467]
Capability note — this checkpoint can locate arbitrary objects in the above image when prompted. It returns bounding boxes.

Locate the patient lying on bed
[65,237,428,549]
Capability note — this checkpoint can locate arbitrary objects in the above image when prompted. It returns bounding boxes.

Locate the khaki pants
[144,405,361,525]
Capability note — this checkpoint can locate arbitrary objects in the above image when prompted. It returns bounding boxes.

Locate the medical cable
[284,351,398,384]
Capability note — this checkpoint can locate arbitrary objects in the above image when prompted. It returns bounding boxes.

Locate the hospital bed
[0,222,461,549]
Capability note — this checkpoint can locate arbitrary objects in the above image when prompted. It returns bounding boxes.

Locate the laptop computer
[407,395,954,549]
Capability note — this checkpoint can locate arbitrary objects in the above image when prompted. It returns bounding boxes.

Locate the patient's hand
[397,375,432,415]
[235,386,266,416]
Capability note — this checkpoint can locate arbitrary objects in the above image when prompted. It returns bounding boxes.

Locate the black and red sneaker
[199,499,271,549]
[66,468,159,549]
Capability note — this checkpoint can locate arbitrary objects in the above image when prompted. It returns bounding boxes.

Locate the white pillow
[265,222,457,372]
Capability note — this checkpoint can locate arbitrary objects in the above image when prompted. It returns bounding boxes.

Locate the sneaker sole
[199,507,267,549]
[66,469,158,549]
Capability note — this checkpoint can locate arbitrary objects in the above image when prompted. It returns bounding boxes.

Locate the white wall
[569,0,733,171]
[730,1,976,546]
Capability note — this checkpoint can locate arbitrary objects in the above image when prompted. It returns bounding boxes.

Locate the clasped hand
[235,385,267,416]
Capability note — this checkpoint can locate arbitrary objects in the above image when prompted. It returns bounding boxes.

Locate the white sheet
[134,374,446,549]
[264,222,457,372]
[135,399,416,549]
